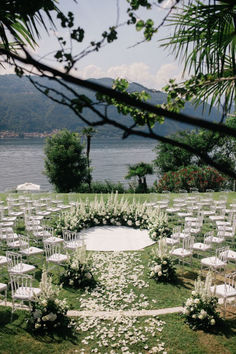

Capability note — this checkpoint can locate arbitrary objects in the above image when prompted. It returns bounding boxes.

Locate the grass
[0,192,236,353]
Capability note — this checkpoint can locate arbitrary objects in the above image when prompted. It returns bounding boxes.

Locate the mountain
[0,74,221,137]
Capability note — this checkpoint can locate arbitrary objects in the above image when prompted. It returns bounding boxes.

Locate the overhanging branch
[1,47,236,138]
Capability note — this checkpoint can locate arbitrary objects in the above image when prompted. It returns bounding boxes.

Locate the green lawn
[0,192,236,353]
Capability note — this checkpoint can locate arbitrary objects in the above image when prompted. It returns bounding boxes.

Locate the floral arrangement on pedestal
[53,193,170,242]
[150,238,176,283]
[182,273,220,331]
[27,269,76,336]
[60,243,95,288]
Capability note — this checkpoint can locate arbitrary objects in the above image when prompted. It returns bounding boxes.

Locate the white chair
[210,272,236,317]
[193,234,212,256]
[219,248,236,263]
[63,230,82,251]
[32,225,51,242]
[18,235,43,258]
[205,230,225,245]
[6,251,35,274]
[10,273,41,312]
[201,246,228,273]
[0,283,7,305]
[25,216,43,232]
[44,242,68,267]
[0,255,8,267]
[166,226,181,246]
[6,232,24,250]
[170,236,195,265]
[42,226,63,245]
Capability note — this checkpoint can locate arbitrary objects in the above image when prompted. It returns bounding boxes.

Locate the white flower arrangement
[150,238,176,283]
[27,269,76,336]
[182,272,220,331]
[53,193,169,242]
[61,243,95,288]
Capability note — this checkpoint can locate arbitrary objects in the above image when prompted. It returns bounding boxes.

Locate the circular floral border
[53,194,171,241]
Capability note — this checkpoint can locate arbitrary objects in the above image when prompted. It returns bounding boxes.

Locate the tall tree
[44,129,88,193]
[82,127,96,191]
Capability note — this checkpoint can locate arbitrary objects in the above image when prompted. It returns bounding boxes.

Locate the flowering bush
[150,238,176,283]
[155,165,225,193]
[27,269,76,336]
[61,243,95,288]
[52,193,169,242]
[182,273,220,331]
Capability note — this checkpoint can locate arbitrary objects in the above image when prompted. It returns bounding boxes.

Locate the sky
[1,0,184,90]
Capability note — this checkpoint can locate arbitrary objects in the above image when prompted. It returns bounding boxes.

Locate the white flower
[162,261,167,265]
[210,318,215,326]
[200,309,207,318]
[158,271,162,277]
[194,298,200,304]
[127,220,132,226]
[48,312,57,322]
[154,265,161,273]
[35,323,41,329]
[69,279,74,286]
[186,298,193,307]
[41,299,47,307]
[33,309,42,319]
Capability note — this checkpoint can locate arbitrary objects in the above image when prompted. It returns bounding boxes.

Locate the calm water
[0,137,157,192]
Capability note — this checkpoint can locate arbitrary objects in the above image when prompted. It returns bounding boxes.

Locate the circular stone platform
[80,226,155,251]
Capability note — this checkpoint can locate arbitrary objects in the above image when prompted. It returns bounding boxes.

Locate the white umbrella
[16,182,40,191]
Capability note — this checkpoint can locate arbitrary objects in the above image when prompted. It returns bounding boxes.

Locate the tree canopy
[154,121,236,176]
[44,129,88,192]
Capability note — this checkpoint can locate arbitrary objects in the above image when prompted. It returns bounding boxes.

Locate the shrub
[155,165,225,193]
[182,273,220,331]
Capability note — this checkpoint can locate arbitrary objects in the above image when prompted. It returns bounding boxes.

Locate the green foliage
[0,0,58,50]
[96,78,164,128]
[125,162,154,193]
[154,126,236,175]
[44,129,88,193]
[162,0,236,111]
[155,165,226,193]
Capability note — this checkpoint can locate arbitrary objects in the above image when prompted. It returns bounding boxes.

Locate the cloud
[0,60,184,91]
[155,63,183,88]
[77,62,183,90]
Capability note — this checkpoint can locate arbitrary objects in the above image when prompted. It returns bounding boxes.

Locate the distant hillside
[0,75,221,137]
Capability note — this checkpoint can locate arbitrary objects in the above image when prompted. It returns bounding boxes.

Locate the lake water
[0,137,157,192]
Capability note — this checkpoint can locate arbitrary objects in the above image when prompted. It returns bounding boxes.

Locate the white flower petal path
[73,251,169,353]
